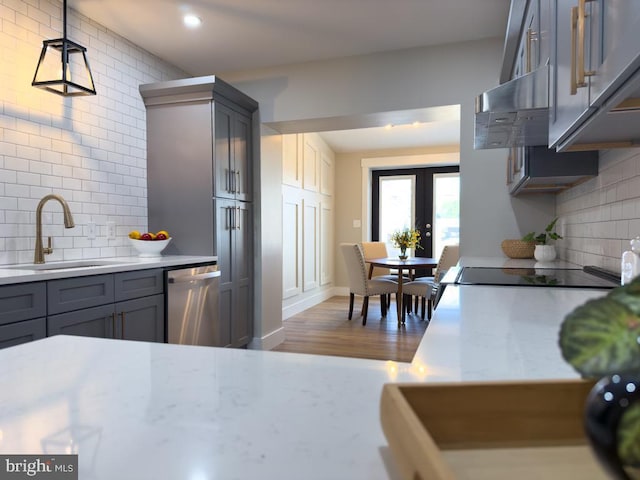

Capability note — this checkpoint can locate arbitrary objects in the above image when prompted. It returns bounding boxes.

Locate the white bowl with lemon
[128,230,171,257]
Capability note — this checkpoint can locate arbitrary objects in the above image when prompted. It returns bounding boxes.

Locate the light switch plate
[106,221,116,239]
[87,222,96,240]
[353,219,361,228]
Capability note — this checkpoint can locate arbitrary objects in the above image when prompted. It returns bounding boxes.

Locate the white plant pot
[534,244,556,262]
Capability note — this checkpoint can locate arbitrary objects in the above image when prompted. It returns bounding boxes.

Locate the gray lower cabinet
[47,295,164,342]
[47,269,165,343]
[216,198,253,347]
[0,282,47,349]
[0,317,46,349]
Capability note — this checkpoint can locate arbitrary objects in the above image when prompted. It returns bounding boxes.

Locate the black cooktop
[456,266,619,289]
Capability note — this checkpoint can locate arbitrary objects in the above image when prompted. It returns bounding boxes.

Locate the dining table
[367,256,438,326]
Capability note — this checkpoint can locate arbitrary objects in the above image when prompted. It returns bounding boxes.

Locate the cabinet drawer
[0,282,47,326]
[48,274,115,315]
[114,269,164,302]
[0,317,46,349]
[48,304,115,339]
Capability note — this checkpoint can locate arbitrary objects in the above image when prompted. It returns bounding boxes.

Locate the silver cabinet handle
[225,207,234,230]
[236,206,241,230]
[168,271,220,283]
[236,170,240,194]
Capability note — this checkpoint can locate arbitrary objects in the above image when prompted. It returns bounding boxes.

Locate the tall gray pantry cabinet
[140,76,258,348]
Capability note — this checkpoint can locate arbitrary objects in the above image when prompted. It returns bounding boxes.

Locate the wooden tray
[380,379,608,480]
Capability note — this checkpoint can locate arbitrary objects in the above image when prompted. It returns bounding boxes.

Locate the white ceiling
[69,0,510,152]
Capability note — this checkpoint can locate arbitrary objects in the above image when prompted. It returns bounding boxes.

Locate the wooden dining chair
[340,243,398,325]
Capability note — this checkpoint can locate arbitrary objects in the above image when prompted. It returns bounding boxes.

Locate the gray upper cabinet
[550,0,640,150]
[214,101,253,202]
[549,0,599,148]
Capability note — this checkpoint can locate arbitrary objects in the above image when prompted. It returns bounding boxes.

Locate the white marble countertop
[0,256,614,479]
[0,255,217,285]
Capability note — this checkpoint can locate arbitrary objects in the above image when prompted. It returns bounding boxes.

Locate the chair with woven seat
[402,244,460,322]
[340,243,399,325]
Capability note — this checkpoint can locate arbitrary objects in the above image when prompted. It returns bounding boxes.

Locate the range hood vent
[475,66,549,149]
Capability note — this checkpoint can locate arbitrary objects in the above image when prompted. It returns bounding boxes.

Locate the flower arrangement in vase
[390,227,423,260]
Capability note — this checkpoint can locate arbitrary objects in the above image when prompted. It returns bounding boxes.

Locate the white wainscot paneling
[282,190,302,299]
[303,135,319,192]
[320,149,334,196]
[320,200,334,285]
[282,134,302,188]
[303,197,319,291]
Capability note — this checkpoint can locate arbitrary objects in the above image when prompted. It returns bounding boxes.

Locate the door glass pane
[379,175,415,257]
[433,173,460,261]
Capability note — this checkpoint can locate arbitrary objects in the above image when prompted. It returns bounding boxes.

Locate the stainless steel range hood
[474,65,549,149]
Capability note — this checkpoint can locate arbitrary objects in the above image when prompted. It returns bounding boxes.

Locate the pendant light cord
[63,0,67,39]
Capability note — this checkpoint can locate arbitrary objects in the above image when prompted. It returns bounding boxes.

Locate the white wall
[249,125,284,349]
[556,148,640,272]
[222,38,557,264]
[0,0,185,264]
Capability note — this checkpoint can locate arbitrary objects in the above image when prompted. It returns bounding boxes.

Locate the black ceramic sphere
[584,375,640,480]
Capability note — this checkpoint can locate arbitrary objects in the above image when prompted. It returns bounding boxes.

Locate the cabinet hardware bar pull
[526,28,533,74]
[121,312,125,339]
[576,0,596,90]
[231,169,236,193]
[236,170,240,194]
[225,169,230,192]
[236,206,241,230]
[229,207,237,230]
[570,6,579,95]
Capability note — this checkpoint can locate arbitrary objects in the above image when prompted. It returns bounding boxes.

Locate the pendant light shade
[32,0,96,96]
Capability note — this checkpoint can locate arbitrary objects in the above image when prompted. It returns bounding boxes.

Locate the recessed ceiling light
[183,14,202,28]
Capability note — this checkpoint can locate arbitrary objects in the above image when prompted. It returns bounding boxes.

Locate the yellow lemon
[128,230,141,239]
[148,232,157,240]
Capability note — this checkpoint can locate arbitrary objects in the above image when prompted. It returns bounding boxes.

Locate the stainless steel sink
[6,260,131,271]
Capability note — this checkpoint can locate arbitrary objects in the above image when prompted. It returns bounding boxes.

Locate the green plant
[522,217,563,245]
[559,277,640,468]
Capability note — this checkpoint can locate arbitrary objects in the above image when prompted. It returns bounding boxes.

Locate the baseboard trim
[282,287,344,319]
[248,327,286,351]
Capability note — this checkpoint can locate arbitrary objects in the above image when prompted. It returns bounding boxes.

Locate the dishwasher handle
[168,270,221,284]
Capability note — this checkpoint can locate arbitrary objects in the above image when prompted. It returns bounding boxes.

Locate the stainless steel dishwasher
[166,265,222,346]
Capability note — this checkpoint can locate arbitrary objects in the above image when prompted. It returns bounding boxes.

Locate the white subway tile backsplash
[0,0,186,264]
[557,148,640,274]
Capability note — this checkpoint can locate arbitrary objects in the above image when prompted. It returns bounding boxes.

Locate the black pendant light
[32,0,96,96]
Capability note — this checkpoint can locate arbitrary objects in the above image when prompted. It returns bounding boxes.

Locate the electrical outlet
[106,221,116,239]
[87,222,96,240]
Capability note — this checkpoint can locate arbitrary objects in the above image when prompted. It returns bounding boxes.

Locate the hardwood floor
[271,295,429,363]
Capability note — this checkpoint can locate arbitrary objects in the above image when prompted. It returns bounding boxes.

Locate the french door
[371,166,459,260]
